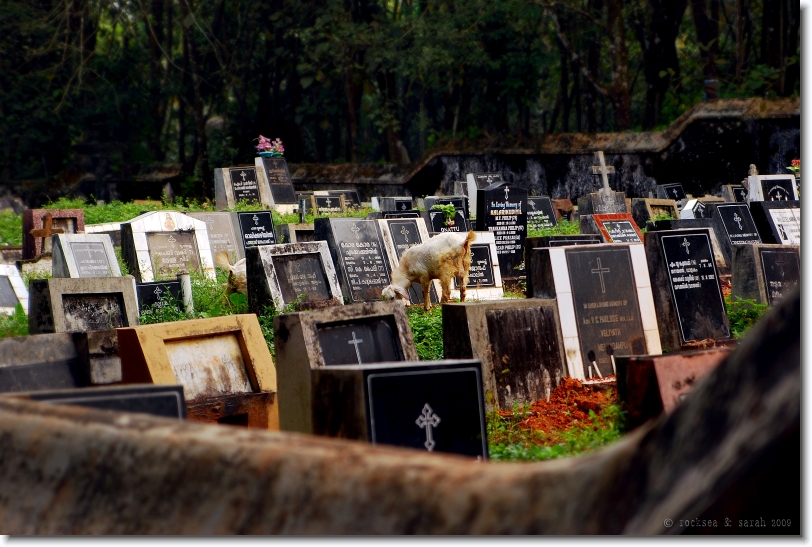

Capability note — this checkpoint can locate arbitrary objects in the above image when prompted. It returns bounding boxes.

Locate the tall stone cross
[591,151,616,196]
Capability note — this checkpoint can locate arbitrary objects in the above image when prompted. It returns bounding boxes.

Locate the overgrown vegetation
[0,304,29,339]
[406,305,444,361]
[725,295,769,338]
[528,219,580,238]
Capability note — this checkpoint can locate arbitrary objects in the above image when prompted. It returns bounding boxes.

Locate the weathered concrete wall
[0,289,799,534]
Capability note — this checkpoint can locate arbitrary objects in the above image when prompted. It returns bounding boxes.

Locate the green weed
[405,304,444,360]
[0,211,22,245]
[725,295,768,338]
[528,219,580,238]
[0,304,29,338]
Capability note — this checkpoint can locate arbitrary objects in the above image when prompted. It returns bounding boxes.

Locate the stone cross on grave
[347,331,364,364]
[590,258,610,293]
[591,151,616,197]
[400,225,410,243]
[415,403,441,452]
[29,213,65,248]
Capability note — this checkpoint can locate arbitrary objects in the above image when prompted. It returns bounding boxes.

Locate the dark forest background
[0,0,800,196]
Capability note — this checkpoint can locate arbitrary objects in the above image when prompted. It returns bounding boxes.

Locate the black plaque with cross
[259,157,297,204]
[733,187,748,202]
[136,280,183,314]
[565,247,646,378]
[319,219,390,302]
[228,168,260,204]
[386,219,438,305]
[329,190,361,209]
[315,195,343,214]
[527,197,557,230]
[273,253,333,305]
[473,173,503,188]
[237,211,276,248]
[317,317,404,366]
[760,249,800,307]
[661,232,730,342]
[715,204,761,246]
[657,184,687,201]
[427,208,468,233]
[455,244,495,288]
[476,183,528,276]
[759,176,797,202]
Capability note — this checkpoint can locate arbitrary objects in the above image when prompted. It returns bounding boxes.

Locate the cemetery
[0,0,800,535]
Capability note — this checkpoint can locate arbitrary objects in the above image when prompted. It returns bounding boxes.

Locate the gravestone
[424,197,470,234]
[311,194,346,215]
[22,209,85,259]
[233,210,276,249]
[254,156,298,212]
[382,210,420,219]
[679,199,708,219]
[118,314,278,429]
[316,190,361,210]
[314,218,391,303]
[17,384,187,420]
[526,196,557,231]
[749,200,800,245]
[443,299,565,411]
[656,183,687,203]
[311,360,488,458]
[377,217,440,306]
[475,183,527,277]
[0,264,28,314]
[0,331,121,393]
[731,244,800,307]
[51,234,120,278]
[644,229,732,351]
[630,198,679,227]
[524,235,602,297]
[371,197,413,212]
[577,151,627,215]
[450,231,503,301]
[580,213,643,244]
[136,279,184,316]
[214,166,271,211]
[721,185,748,203]
[650,218,730,275]
[531,244,661,379]
[28,276,140,335]
[187,212,244,262]
[465,172,502,218]
[120,210,215,283]
[747,174,799,202]
[707,203,762,262]
[84,222,123,248]
[276,223,315,244]
[274,300,417,434]
[246,241,343,313]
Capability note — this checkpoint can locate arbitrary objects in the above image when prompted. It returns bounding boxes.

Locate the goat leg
[421,280,432,312]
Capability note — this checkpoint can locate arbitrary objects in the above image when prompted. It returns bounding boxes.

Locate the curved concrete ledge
[0,290,798,534]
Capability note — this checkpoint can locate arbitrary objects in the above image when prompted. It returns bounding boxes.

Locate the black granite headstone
[228,167,260,203]
[472,173,502,187]
[136,280,183,314]
[69,242,112,278]
[237,211,276,248]
[0,276,19,308]
[749,200,801,245]
[315,195,344,213]
[385,219,438,305]
[713,204,762,246]
[733,187,748,202]
[258,157,297,204]
[147,231,201,279]
[758,176,797,202]
[660,232,730,342]
[566,247,647,377]
[527,197,557,231]
[760,249,801,307]
[328,190,361,208]
[539,235,603,247]
[274,253,332,304]
[476,183,527,276]
[455,244,495,288]
[426,208,469,233]
[658,184,687,201]
[317,317,403,365]
[383,210,420,219]
[27,384,187,419]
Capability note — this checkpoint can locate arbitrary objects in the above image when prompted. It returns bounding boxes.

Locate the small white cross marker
[415,403,441,451]
[504,187,510,201]
[154,286,163,297]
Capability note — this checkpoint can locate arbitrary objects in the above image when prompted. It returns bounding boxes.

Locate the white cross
[415,403,441,452]
[240,171,247,181]
[672,188,679,198]
[504,187,510,201]
[154,286,163,297]
[168,234,176,243]
[351,223,361,239]
[591,151,615,192]
[253,214,260,225]
[733,213,743,230]
[400,225,410,243]
[681,238,691,254]
[325,197,332,208]
[530,201,537,210]
[591,258,610,293]
[347,331,364,364]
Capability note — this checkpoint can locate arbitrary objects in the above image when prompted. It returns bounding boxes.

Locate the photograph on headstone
[22,209,85,260]
[246,241,343,313]
[530,244,661,380]
[314,218,391,302]
[274,300,417,434]
[449,232,503,301]
[311,360,488,458]
[0,264,28,314]
[476,183,527,277]
[187,212,244,262]
[731,244,800,307]
[254,156,298,209]
[526,196,557,231]
[214,166,272,211]
[235,210,276,249]
[377,217,440,306]
[51,234,120,278]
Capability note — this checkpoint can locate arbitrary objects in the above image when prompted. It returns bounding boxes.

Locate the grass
[725,295,768,338]
[405,305,444,360]
[528,219,580,238]
[0,304,29,339]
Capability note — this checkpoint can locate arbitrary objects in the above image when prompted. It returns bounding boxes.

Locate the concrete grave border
[52,233,121,278]
[0,264,28,314]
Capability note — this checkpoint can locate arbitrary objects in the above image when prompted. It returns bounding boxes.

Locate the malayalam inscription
[455,245,494,288]
[237,211,276,248]
[760,250,800,307]
[716,204,761,246]
[228,168,260,203]
[333,220,390,302]
[273,253,332,304]
[601,221,641,243]
[147,231,201,280]
[767,208,801,245]
[480,185,527,275]
[69,242,111,277]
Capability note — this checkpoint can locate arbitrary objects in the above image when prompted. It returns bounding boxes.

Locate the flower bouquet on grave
[256,135,285,157]
[431,203,457,227]
[786,159,799,176]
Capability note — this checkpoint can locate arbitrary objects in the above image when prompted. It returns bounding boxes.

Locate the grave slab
[318,190,362,210]
[214,166,272,211]
[749,200,801,245]
[254,156,298,212]
[721,185,748,203]
[526,196,557,231]
[731,244,800,307]
[136,278,184,316]
[476,182,527,277]
[22,209,85,260]
[630,198,679,227]
[274,300,417,434]
[120,210,215,283]
[28,276,139,335]
[118,314,278,429]
[52,234,121,278]
[706,203,762,264]
[531,243,661,379]
[371,197,413,212]
[747,174,799,202]
[449,231,503,301]
[443,299,565,411]
[311,360,488,458]
[523,235,602,297]
[653,218,731,275]
[84,222,123,248]
[644,229,732,351]
[314,218,391,303]
[377,217,440,306]
[580,213,643,244]
[616,348,733,430]
[311,194,346,215]
[656,183,687,202]
[11,384,186,420]
[187,212,244,262]
[0,264,28,314]
[246,241,343,313]
[276,223,315,244]
[232,210,277,249]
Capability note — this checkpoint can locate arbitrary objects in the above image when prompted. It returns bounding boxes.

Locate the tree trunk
[692,0,720,99]
[606,0,632,129]
[584,0,602,132]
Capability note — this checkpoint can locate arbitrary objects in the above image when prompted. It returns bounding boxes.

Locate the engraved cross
[681,238,691,254]
[240,171,247,181]
[347,331,364,364]
[351,223,361,239]
[732,213,743,230]
[400,225,410,243]
[253,214,260,225]
[591,258,610,293]
[504,187,510,201]
[415,403,441,452]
